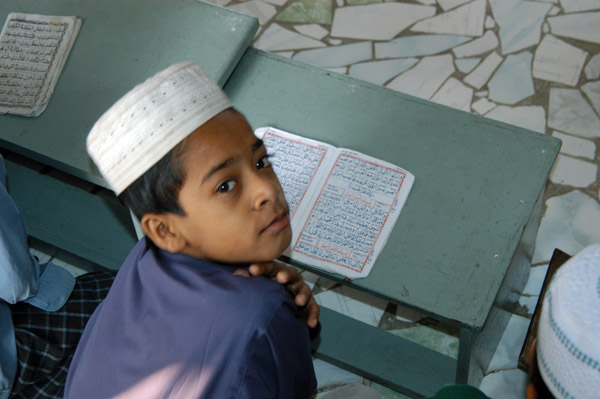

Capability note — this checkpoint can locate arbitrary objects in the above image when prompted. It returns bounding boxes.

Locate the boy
[64,62,318,398]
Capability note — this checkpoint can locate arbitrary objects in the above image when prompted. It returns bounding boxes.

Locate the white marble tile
[437,0,472,11]
[312,359,363,390]
[50,256,88,277]
[336,0,344,6]
[327,38,342,45]
[330,3,435,40]
[472,97,497,114]
[314,285,387,327]
[485,15,496,29]
[348,58,419,85]
[262,0,288,5]
[455,57,481,73]
[532,190,600,264]
[543,22,550,33]
[533,35,588,86]
[584,53,600,80]
[488,51,535,105]
[480,369,528,399]
[228,0,277,25]
[553,131,597,159]
[559,0,600,12]
[327,66,347,74]
[255,23,326,51]
[416,0,437,4]
[410,0,486,37]
[548,12,600,44]
[490,0,552,55]
[29,247,54,265]
[549,4,562,14]
[274,51,294,58]
[463,51,503,89]
[386,54,455,99]
[316,276,338,291]
[582,80,600,114]
[519,294,539,316]
[523,264,549,295]
[293,42,372,68]
[294,24,329,40]
[203,0,231,5]
[375,34,471,58]
[486,313,530,372]
[430,77,473,111]
[475,90,488,97]
[452,30,499,58]
[485,105,547,133]
[548,88,600,138]
[549,154,598,187]
[389,325,460,359]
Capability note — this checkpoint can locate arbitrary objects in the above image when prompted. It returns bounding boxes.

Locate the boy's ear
[141,213,186,253]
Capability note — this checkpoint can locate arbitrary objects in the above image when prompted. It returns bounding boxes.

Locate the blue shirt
[0,155,74,399]
[65,239,317,399]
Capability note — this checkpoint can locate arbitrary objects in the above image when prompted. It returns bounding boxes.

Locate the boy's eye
[217,180,236,193]
[256,154,272,169]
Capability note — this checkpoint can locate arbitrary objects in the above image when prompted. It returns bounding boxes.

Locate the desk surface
[0,0,257,186]
[224,49,561,330]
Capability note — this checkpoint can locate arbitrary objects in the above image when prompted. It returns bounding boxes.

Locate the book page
[255,127,335,219]
[291,149,414,279]
[0,13,81,117]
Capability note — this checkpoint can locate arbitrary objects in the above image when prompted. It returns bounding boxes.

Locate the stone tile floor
[34,0,600,397]
[199,0,600,397]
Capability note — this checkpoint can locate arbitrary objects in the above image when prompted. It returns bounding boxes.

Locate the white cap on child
[87,62,232,195]
[537,244,600,399]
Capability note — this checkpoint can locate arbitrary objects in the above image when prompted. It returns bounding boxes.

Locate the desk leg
[456,328,473,384]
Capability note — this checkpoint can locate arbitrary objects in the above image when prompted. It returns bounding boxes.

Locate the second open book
[256,127,414,280]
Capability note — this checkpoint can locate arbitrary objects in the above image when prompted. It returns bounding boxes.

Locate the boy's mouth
[261,210,290,235]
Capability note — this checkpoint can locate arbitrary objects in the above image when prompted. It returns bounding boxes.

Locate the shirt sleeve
[238,300,317,399]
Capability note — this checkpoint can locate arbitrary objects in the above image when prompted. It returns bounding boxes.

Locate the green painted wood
[314,307,456,398]
[4,160,137,269]
[0,0,258,188]
[224,49,561,330]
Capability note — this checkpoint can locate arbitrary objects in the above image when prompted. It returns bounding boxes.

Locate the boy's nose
[250,174,279,211]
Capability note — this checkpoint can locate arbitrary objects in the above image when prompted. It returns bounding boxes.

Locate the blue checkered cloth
[9,270,116,399]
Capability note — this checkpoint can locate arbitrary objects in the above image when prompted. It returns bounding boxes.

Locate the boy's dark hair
[118,142,188,220]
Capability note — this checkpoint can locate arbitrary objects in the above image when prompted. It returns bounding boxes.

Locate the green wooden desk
[1,1,560,397]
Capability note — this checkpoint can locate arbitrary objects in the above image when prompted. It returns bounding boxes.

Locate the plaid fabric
[9,270,117,399]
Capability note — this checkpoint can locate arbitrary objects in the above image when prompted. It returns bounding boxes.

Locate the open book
[0,13,81,116]
[256,127,415,279]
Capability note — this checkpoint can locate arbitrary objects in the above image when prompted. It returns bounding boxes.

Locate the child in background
[65,62,319,399]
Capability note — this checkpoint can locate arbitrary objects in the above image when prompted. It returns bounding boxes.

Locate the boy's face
[170,109,291,263]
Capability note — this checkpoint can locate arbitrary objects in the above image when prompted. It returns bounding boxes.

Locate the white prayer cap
[537,244,600,399]
[87,62,232,195]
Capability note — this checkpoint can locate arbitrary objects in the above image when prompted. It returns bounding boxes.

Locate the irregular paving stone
[294,23,329,39]
[411,0,486,37]
[548,11,600,44]
[452,30,499,58]
[430,77,473,112]
[375,34,471,58]
[276,0,333,24]
[455,57,481,73]
[548,87,600,138]
[348,58,419,85]
[584,53,600,80]
[463,51,503,89]
[549,154,598,187]
[472,97,497,114]
[255,23,326,51]
[490,0,553,54]
[581,80,600,114]
[488,51,535,105]
[331,3,435,40]
[532,35,588,86]
[485,105,546,133]
[552,131,596,160]
[386,54,455,99]
[292,41,372,67]
[437,0,472,11]
[532,190,600,264]
[229,0,277,25]
[558,0,600,13]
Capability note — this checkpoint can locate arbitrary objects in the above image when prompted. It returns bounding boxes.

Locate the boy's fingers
[305,297,320,329]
